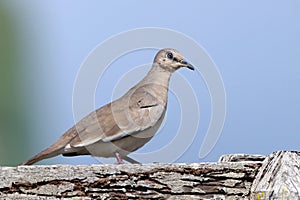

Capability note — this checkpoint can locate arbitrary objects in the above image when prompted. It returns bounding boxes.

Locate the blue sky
[4,1,300,164]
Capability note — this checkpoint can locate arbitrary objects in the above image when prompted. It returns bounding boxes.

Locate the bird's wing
[68,103,121,148]
[69,86,166,147]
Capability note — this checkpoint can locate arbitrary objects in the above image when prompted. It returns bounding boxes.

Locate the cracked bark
[0,151,298,199]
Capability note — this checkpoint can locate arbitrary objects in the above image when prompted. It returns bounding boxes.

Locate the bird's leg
[114,151,125,164]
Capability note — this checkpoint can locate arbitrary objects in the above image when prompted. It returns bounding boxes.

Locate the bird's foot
[114,152,125,164]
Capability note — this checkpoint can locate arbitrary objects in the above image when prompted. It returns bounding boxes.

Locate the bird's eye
[166,52,173,59]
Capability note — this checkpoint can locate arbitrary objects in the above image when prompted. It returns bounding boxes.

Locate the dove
[21,48,194,165]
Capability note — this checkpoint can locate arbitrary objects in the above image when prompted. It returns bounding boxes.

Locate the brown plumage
[21,48,194,165]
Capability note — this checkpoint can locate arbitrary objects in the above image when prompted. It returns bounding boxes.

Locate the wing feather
[69,86,165,147]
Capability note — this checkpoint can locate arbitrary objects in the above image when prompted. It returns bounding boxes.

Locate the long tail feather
[20,147,63,165]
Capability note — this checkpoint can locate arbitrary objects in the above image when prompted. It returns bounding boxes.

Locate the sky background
[0,1,299,165]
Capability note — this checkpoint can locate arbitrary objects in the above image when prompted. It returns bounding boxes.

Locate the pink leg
[114,152,125,164]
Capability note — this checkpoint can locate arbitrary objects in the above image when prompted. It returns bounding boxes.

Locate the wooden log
[0,161,261,199]
[250,151,300,199]
[1,151,299,199]
[218,154,266,163]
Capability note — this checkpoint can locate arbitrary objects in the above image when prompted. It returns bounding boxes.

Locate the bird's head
[154,48,194,72]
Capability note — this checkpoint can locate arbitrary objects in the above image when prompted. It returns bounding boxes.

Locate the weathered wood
[219,154,266,163]
[0,162,261,199]
[1,151,299,199]
[250,151,300,199]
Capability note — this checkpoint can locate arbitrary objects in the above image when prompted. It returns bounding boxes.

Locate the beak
[180,60,195,71]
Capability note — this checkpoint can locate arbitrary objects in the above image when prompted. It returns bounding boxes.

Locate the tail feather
[20,127,78,165]
[20,147,64,165]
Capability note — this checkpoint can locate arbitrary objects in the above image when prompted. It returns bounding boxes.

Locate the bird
[21,48,194,165]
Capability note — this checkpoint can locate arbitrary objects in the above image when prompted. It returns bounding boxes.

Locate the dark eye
[166,52,173,59]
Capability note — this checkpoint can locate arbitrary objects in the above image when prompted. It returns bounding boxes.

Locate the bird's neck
[141,64,173,87]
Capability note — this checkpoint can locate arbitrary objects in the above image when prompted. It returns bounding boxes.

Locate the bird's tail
[20,127,79,165]
[20,146,64,165]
